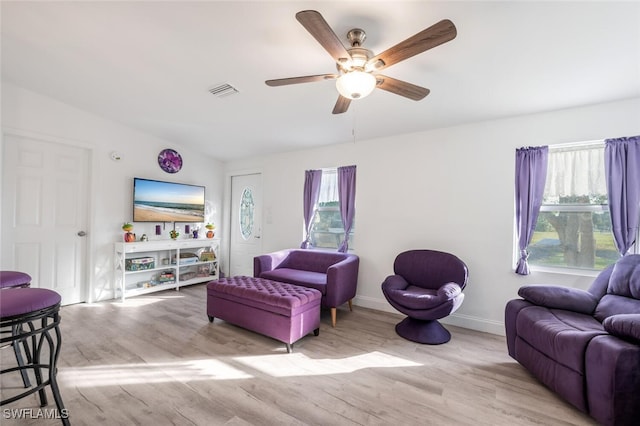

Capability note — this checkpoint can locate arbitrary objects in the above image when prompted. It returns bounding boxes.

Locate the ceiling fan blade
[296,10,351,64]
[375,75,430,100]
[367,19,456,71]
[332,95,351,114]
[265,74,338,87]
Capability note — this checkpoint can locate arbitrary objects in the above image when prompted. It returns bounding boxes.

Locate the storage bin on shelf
[125,257,155,271]
[172,252,199,265]
[200,251,216,261]
[156,270,176,284]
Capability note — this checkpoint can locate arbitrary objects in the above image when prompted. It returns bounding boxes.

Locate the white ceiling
[2,1,639,161]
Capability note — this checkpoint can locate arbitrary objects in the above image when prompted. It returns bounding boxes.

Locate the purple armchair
[381,250,469,344]
[254,249,359,327]
[505,254,640,426]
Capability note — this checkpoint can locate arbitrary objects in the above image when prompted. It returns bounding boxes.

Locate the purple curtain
[515,146,548,275]
[301,169,322,249]
[605,136,640,256]
[337,165,356,253]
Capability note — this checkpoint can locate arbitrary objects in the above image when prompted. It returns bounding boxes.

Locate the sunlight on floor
[234,351,423,377]
[62,294,186,310]
[57,351,422,387]
[60,359,252,387]
[110,295,186,308]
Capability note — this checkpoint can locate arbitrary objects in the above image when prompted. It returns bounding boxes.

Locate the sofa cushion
[518,285,598,314]
[385,283,461,310]
[593,256,640,322]
[259,268,327,294]
[279,250,348,274]
[607,254,640,298]
[602,314,640,344]
[594,295,640,322]
[516,306,607,373]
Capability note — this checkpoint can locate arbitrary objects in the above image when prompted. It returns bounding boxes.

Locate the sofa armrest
[505,299,535,358]
[603,314,640,344]
[253,249,292,277]
[325,255,360,307]
[585,334,640,424]
[518,285,598,315]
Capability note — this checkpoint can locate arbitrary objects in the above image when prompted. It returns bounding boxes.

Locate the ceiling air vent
[208,83,239,98]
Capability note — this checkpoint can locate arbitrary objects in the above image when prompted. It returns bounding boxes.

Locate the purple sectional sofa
[254,249,359,327]
[505,254,640,426]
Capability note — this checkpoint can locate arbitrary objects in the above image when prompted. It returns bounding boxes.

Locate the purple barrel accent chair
[505,254,640,426]
[254,249,359,327]
[381,249,469,344]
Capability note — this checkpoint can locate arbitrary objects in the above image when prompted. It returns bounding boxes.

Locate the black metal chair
[0,270,32,387]
[0,287,69,425]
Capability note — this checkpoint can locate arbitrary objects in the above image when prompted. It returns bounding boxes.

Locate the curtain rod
[550,139,604,149]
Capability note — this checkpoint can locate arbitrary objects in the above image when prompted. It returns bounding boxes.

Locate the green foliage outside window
[310,201,354,249]
[530,195,617,270]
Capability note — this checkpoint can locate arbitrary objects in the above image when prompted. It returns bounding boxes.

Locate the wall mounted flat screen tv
[133,177,205,223]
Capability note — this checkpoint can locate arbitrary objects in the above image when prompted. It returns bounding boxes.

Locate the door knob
[77,231,87,237]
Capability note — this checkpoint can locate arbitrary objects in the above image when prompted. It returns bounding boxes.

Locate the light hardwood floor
[1,284,597,426]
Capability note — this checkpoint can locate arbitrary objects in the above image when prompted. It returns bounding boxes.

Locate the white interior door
[1,133,89,305]
[229,173,262,277]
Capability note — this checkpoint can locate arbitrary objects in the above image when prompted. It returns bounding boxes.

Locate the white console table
[114,239,219,301]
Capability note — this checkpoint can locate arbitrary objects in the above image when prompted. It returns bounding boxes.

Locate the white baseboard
[353,294,397,313]
[353,295,505,336]
[440,312,506,336]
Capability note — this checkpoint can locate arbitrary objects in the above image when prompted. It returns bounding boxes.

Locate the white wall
[3,81,638,334]
[224,97,640,335]
[1,82,224,302]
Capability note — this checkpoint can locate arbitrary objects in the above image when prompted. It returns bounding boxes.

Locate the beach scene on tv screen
[133,179,205,222]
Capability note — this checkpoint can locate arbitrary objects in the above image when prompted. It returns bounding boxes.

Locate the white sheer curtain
[318,169,338,203]
[544,143,606,202]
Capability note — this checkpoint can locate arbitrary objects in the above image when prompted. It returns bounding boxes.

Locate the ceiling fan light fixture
[268,11,457,114]
[335,71,376,100]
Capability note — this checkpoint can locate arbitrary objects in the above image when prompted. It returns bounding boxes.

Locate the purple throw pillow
[518,285,598,314]
[603,314,640,343]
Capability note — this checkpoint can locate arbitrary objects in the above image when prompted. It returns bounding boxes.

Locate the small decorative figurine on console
[122,222,135,242]
[205,223,216,239]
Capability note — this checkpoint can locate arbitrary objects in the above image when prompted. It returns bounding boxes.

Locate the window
[528,142,618,270]
[309,169,354,249]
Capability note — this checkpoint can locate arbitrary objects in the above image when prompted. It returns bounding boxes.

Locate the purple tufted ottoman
[206,276,321,353]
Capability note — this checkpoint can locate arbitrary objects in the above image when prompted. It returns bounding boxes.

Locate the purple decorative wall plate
[158,149,182,173]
